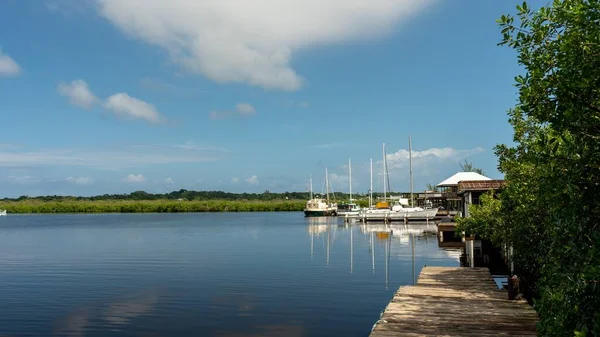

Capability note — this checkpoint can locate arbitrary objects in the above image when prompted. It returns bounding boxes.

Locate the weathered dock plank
[369,267,538,337]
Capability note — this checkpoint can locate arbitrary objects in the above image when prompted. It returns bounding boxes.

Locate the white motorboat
[0,210,7,216]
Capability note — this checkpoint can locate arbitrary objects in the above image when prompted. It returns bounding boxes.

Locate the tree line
[457,1,600,336]
[2,189,415,203]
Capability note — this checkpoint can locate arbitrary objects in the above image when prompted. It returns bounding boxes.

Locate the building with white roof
[437,172,492,189]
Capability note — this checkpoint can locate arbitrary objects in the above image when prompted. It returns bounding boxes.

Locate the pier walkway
[369,267,538,337]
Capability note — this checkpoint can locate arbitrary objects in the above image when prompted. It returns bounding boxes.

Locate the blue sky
[0,0,531,197]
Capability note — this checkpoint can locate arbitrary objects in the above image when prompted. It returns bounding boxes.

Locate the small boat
[0,210,7,216]
[304,169,337,217]
[337,202,361,217]
[304,198,337,217]
[389,202,439,220]
[337,158,362,217]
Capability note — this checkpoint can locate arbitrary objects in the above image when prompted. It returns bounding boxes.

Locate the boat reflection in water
[306,219,461,289]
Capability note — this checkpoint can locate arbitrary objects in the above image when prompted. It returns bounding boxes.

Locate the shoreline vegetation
[0,199,307,213]
[0,190,372,213]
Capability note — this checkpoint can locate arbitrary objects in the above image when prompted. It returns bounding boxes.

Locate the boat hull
[337,210,361,217]
[360,208,438,222]
[304,210,337,217]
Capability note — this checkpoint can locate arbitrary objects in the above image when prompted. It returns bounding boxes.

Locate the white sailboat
[337,158,362,216]
[389,137,438,220]
[361,143,394,221]
[361,139,438,222]
[304,168,338,217]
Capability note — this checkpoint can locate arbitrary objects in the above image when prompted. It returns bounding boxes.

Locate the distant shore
[0,199,309,213]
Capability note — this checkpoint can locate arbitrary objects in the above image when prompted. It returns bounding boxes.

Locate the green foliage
[426,183,439,192]
[469,1,600,335]
[0,199,307,213]
[459,159,485,176]
[0,189,379,213]
[455,191,505,244]
[2,189,314,202]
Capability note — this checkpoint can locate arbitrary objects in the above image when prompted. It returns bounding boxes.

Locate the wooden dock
[369,267,538,337]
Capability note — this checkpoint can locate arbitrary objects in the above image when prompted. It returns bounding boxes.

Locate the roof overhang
[457,180,506,195]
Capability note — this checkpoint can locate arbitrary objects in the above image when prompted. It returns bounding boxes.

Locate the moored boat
[337,158,362,217]
[0,210,7,216]
[304,198,337,217]
[359,139,439,222]
[304,169,337,217]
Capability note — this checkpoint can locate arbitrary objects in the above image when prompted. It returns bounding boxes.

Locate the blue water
[0,213,460,337]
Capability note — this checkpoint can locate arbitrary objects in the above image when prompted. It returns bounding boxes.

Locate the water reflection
[103,289,159,326]
[54,307,89,337]
[53,289,159,336]
[307,220,461,289]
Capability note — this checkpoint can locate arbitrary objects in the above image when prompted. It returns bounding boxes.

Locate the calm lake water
[0,213,460,337]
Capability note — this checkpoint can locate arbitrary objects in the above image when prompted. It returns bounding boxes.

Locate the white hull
[338,210,361,217]
[0,210,6,216]
[358,208,438,222]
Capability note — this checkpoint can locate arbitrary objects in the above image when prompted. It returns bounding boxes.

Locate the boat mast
[309,174,313,200]
[409,136,414,207]
[382,143,387,201]
[348,158,352,202]
[385,147,391,196]
[325,167,330,202]
[370,158,373,208]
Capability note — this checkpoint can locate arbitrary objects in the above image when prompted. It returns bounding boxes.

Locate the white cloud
[285,100,309,108]
[235,103,256,116]
[314,142,347,149]
[231,177,239,184]
[209,111,230,120]
[139,77,212,97]
[104,93,164,124]
[6,175,39,184]
[329,173,348,183]
[210,103,256,120]
[0,144,223,170]
[122,174,146,183]
[384,147,485,170]
[164,177,173,184]
[57,79,99,109]
[246,175,259,185]
[328,172,351,191]
[95,0,434,91]
[66,176,94,185]
[171,142,228,152]
[371,146,486,189]
[0,49,21,77]
[46,0,89,16]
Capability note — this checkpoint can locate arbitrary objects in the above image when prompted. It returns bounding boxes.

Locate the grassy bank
[0,199,307,213]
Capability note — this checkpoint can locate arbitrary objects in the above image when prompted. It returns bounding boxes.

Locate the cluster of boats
[303,140,439,222]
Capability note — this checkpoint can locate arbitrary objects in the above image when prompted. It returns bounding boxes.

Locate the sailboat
[337,158,362,216]
[304,168,338,217]
[361,143,394,221]
[361,140,438,221]
[388,137,439,220]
